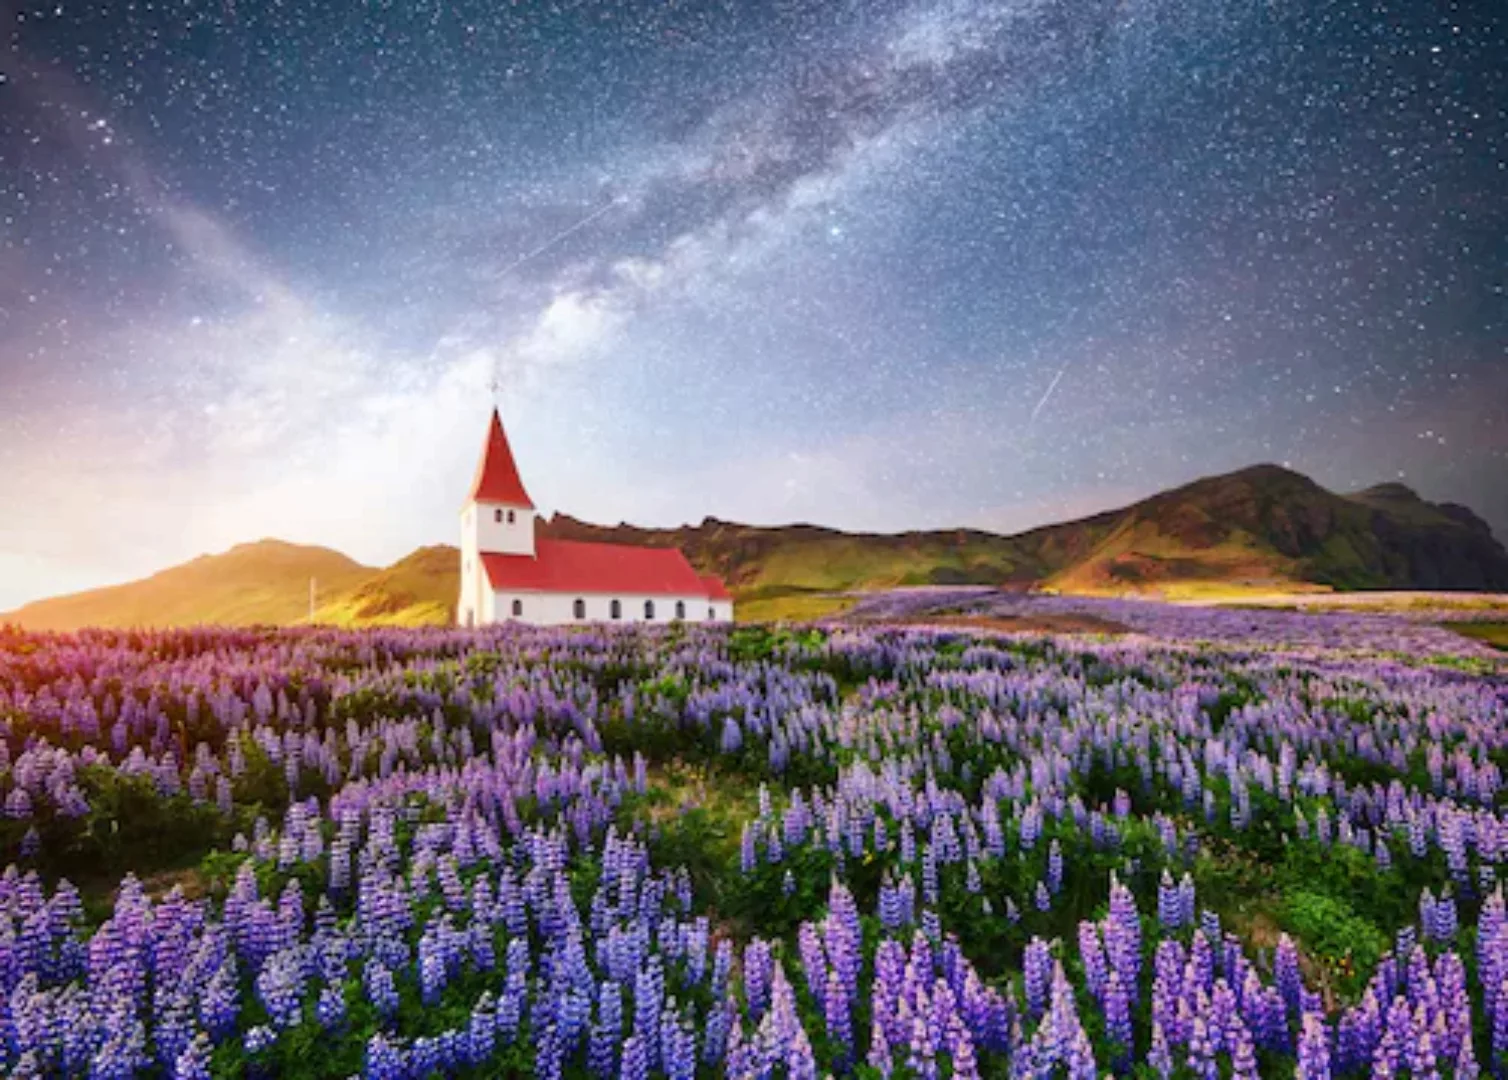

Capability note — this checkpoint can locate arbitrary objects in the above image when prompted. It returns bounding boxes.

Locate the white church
[457,408,734,627]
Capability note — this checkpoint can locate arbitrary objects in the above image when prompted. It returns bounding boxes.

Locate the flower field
[1,612,1506,1077]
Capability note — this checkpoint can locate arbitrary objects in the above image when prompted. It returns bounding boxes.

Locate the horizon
[4,1,1505,612]
[6,455,1502,613]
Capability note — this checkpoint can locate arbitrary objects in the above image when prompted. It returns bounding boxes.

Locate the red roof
[468,408,534,508]
[700,574,732,600]
[482,539,725,598]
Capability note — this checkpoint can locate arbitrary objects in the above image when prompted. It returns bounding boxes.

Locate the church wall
[489,590,733,627]
[471,502,534,556]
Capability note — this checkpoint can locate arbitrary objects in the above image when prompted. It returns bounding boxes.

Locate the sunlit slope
[4,540,373,630]
[1036,466,1508,594]
[314,546,458,627]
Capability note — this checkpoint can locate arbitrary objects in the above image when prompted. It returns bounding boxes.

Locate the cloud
[504,286,629,372]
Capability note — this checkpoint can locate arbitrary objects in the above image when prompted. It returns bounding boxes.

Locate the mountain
[2,540,374,631]
[1030,465,1508,593]
[5,464,1506,630]
[540,465,1508,600]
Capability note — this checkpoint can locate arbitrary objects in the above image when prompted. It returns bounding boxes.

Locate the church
[457,408,734,627]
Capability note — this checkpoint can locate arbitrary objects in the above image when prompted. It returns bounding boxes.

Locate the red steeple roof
[468,408,534,508]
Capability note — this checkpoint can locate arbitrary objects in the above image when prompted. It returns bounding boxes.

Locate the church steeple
[468,408,534,508]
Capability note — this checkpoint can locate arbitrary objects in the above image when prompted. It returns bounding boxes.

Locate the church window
[675,600,685,620]
[573,598,586,620]
[511,599,523,617]
[708,607,715,620]
[507,509,516,524]
[644,600,655,620]
[610,599,622,620]
[494,508,503,523]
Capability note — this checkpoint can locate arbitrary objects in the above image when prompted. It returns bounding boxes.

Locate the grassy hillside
[539,516,1043,601]
[1035,465,1508,594]
[3,540,372,630]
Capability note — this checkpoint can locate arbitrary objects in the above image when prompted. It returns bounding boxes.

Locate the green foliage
[1447,621,1508,650]
[1277,839,1410,931]
[1280,889,1387,996]
[0,765,235,894]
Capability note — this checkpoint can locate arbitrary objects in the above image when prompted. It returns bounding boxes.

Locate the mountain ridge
[5,463,1506,629]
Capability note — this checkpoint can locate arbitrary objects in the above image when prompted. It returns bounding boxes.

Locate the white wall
[471,502,534,556]
[458,515,476,627]
[459,501,535,625]
[489,590,733,627]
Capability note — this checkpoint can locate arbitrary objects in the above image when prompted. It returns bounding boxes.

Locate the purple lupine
[1149,1020,1174,1079]
[744,939,774,1021]
[1078,921,1106,1002]
[825,965,854,1069]
[1230,1016,1260,1080]
[1275,934,1303,1015]
[1157,870,1183,929]
[1103,874,1141,1002]
[1296,1011,1331,1080]
[1023,937,1053,1019]
[619,1033,649,1080]
[1104,969,1133,1066]
[797,922,827,1014]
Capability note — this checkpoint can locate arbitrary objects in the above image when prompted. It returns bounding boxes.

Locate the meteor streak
[1029,362,1069,424]
[496,196,622,277]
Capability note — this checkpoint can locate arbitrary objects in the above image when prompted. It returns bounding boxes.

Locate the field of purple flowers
[843,587,1508,664]
[2,617,1507,1077]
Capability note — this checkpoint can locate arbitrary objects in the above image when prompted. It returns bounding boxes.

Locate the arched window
[675,600,686,620]
[511,599,523,617]
[506,509,516,524]
[494,508,503,523]
[644,599,655,620]
[573,598,586,620]
[708,607,716,620]
[610,599,622,620]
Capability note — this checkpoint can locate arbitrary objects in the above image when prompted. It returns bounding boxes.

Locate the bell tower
[458,408,535,625]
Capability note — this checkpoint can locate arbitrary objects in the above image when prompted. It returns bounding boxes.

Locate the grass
[735,592,856,622]
[634,759,764,925]
[1448,621,1508,650]
[736,533,1029,595]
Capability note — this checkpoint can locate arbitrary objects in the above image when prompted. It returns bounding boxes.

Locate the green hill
[3,540,373,630]
[7,464,1505,630]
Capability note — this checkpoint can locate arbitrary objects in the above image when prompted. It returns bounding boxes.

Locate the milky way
[0,0,1504,607]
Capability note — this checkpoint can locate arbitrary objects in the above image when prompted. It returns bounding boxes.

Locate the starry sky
[1,0,1505,610]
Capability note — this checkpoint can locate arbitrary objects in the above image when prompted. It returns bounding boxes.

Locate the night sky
[2,0,1505,610]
